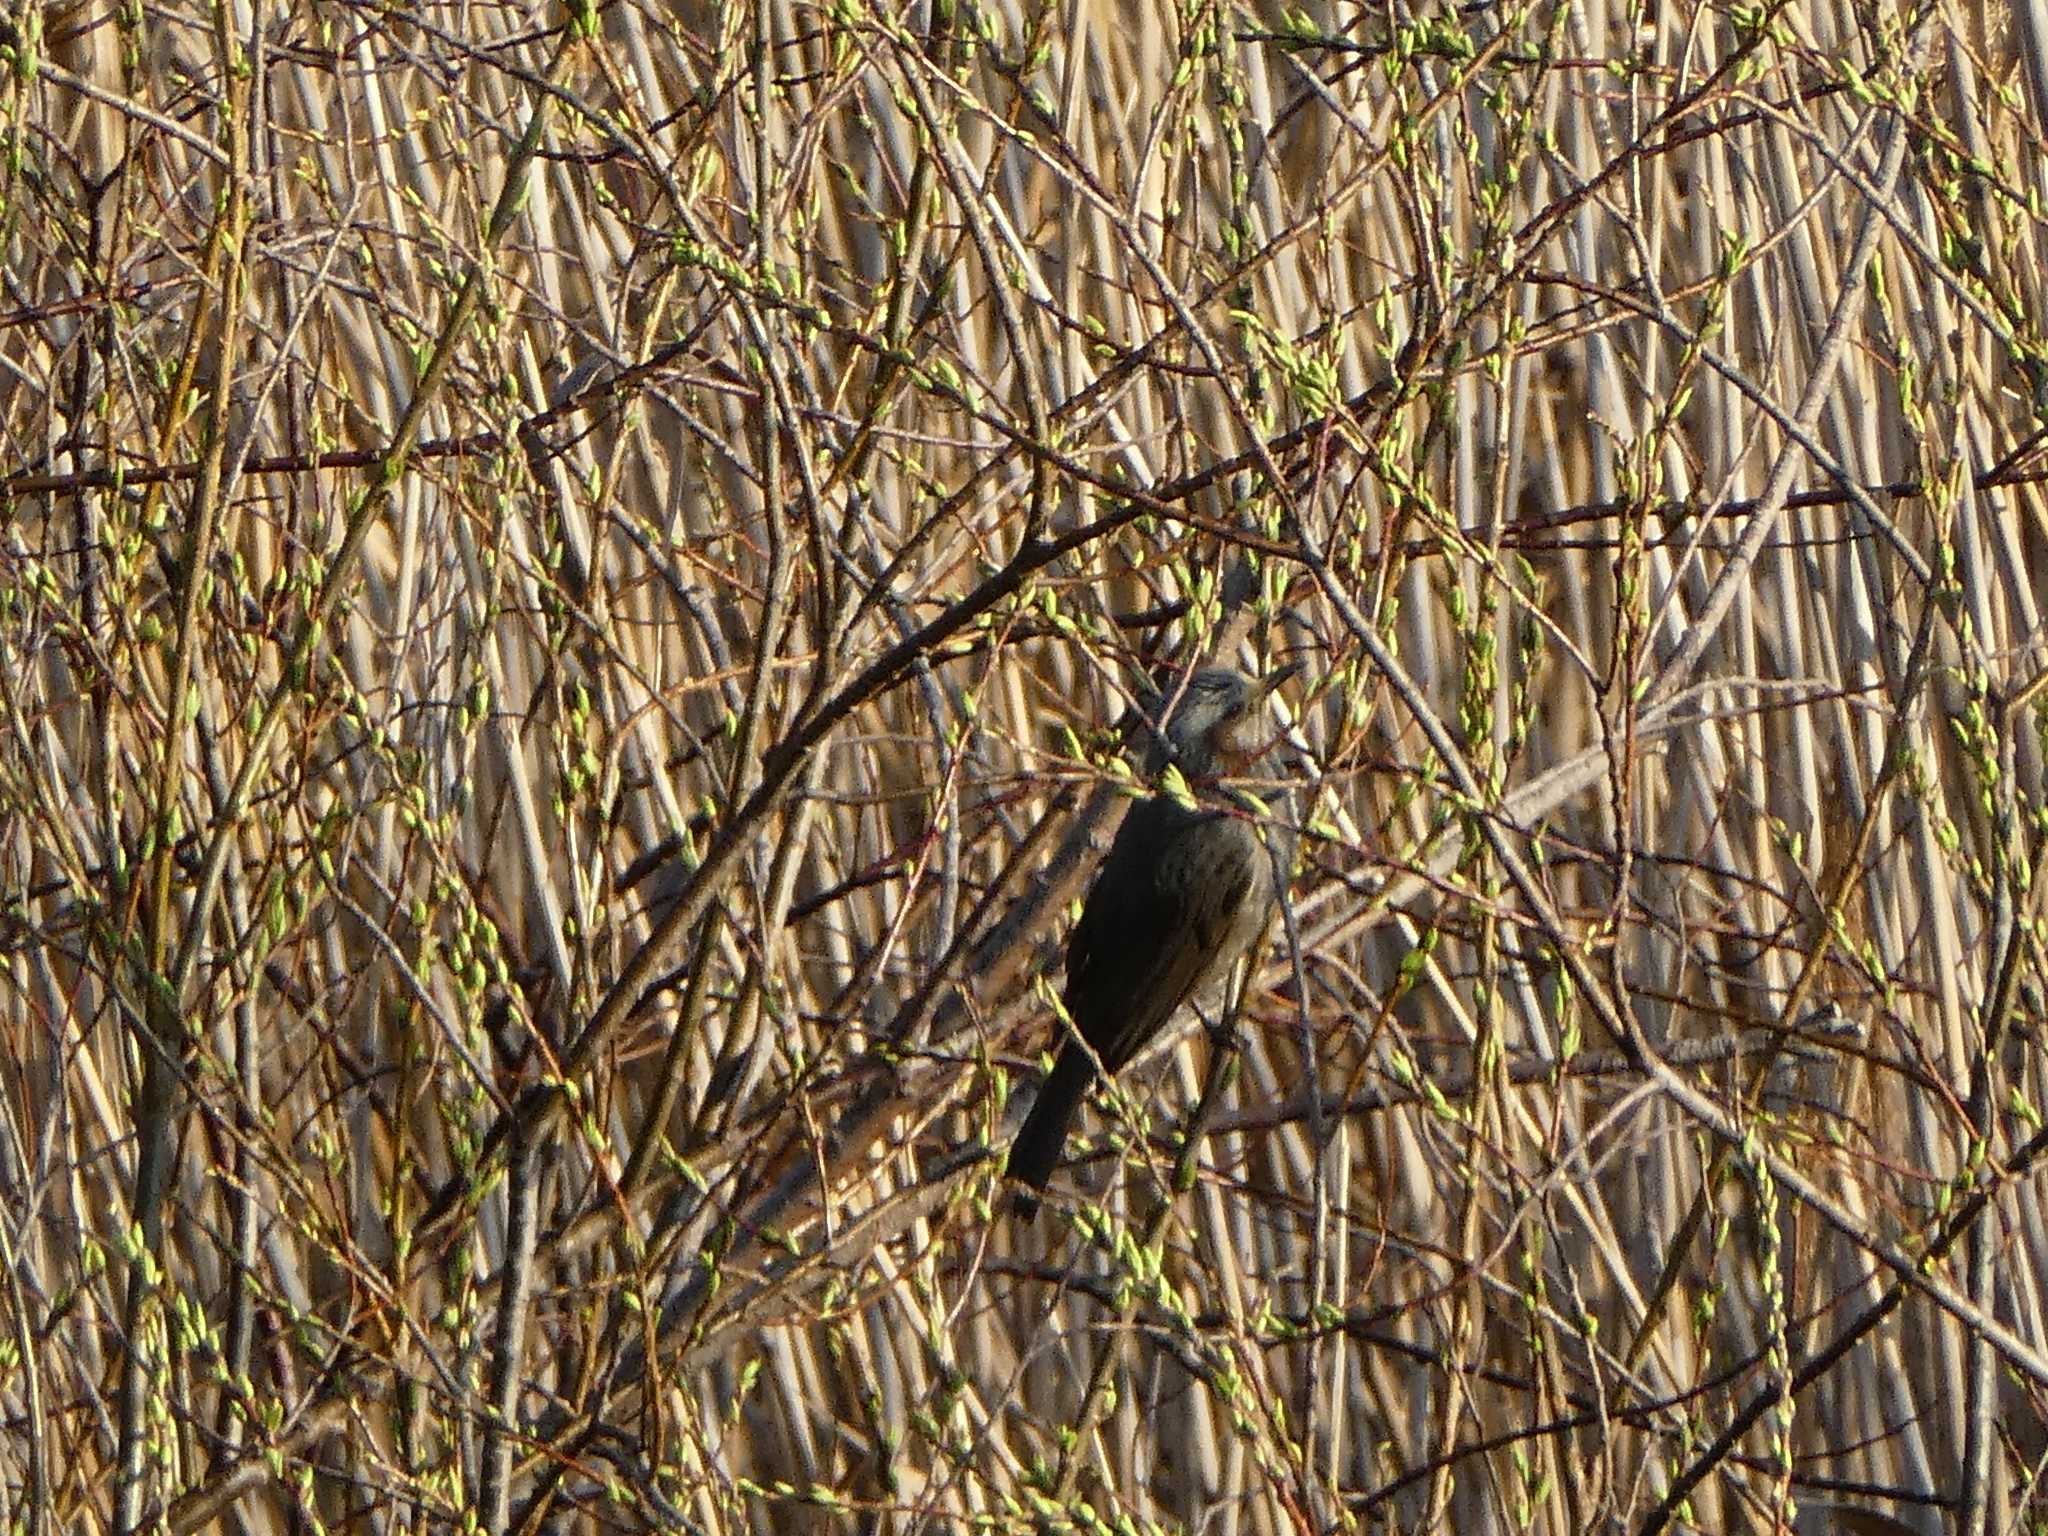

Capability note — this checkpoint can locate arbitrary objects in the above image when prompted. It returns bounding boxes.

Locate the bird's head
[1155,662,1299,776]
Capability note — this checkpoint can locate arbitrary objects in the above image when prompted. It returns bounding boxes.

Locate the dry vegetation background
[7,0,2048,1532]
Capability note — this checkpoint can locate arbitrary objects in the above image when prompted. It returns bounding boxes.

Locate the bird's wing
[1063,798,1261,1073]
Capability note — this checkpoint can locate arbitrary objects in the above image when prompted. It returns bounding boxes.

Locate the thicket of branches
[3,0,2047,1531]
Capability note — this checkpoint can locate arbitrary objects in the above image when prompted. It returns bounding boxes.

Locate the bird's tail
[1007,1048,1096,1218]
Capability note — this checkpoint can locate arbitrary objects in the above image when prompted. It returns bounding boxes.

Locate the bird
[1008,663,1299,1215]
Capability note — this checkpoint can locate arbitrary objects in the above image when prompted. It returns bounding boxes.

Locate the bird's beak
[1253,660,1304,699]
